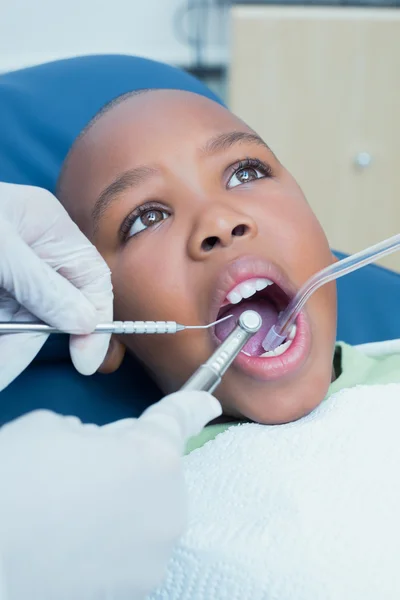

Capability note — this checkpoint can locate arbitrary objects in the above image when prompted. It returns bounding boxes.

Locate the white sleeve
[0,391,221,600]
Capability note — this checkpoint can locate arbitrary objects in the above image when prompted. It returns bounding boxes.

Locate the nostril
[201,236,219,252]
[232,224,249,237]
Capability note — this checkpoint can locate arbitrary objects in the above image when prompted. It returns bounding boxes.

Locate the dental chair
[335,250,400,346]
[0,55,399,426]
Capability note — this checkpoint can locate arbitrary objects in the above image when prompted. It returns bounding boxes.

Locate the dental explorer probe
[0,315,233,335]
[181,310,263,394]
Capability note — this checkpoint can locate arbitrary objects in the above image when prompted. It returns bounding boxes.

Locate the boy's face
[60,90,336,424]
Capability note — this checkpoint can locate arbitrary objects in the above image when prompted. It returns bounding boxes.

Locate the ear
[98,336,126,374]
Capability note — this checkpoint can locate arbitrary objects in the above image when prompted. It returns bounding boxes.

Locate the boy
[57,88,400,450]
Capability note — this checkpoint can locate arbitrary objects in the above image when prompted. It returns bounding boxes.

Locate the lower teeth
[261,324,297,357]
[242,324,297,358]
[260,338,292,358]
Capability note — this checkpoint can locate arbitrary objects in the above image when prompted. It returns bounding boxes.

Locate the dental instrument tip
[180,310,262,393]
[239,310,263,333]
[183,314,234,330]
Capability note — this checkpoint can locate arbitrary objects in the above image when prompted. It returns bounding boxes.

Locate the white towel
[149,384,400,600]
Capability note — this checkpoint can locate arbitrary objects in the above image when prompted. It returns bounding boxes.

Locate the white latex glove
[0,182,113,390]
[0,390,222,600]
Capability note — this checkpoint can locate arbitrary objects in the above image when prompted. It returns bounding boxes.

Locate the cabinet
[230,6,400,271]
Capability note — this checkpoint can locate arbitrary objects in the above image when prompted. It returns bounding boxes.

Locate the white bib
[149,384,400,600]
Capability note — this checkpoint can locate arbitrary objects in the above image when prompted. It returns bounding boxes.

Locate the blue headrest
[0,54,223,192]
[335,251,400,345]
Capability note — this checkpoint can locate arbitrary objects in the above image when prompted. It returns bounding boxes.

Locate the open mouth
[209,256,311,381]
[215,277,296,358]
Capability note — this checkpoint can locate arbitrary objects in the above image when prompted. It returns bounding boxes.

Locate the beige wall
[230,6,400,271]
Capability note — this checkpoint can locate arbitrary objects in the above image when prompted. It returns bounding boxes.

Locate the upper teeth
[226,278,273,305]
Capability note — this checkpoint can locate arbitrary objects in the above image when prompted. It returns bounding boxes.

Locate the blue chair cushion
[335,251,400,345]
[0,54,223,192]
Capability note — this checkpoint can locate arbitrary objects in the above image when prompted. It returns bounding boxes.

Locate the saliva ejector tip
[262,324,286,352]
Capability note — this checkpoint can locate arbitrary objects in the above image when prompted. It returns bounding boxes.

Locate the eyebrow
[92,166,158,234]
[202,131,269,155]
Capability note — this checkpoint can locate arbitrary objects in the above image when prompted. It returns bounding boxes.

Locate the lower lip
[227,312,311,382]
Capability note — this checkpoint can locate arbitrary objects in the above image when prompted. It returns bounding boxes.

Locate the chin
[217,365,332,426]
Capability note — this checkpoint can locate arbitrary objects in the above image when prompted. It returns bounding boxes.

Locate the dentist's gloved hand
[0,390,222,600]
[0,182,113,391]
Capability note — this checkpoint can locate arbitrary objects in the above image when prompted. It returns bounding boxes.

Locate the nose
[188,205,258,260]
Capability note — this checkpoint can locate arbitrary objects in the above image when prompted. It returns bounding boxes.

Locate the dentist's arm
[0,182,113,391]
[0,182,222,599]
[0,391,222,600]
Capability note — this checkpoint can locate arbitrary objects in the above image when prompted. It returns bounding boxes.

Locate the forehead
[84,90,245,156]
[61,90,251,226]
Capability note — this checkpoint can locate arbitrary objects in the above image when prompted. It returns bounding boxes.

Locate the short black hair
[57,88,151,200]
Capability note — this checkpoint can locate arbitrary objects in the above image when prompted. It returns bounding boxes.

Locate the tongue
[215,298,280,356]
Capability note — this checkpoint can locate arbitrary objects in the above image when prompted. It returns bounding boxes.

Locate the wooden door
[230,6,400,271]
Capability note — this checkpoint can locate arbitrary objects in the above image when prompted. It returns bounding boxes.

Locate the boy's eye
[127,209,169,238]
[227,159,272,189]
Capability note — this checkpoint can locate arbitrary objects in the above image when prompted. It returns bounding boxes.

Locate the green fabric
[185,342,400,454]
[329,342,400,391]
[185,423,232,454]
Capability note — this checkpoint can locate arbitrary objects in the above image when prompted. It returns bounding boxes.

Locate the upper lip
[209,255,298,325]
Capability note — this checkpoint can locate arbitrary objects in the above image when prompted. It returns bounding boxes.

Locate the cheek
[283,206,331,271]
[263,183,334,290]
[254,179,331,272]
[109,249,211,393]
[111,244,181,318]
